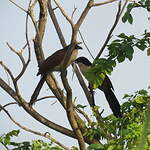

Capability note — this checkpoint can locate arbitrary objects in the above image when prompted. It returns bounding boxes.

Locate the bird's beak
[75,45,82,50]
[74,59,78,63]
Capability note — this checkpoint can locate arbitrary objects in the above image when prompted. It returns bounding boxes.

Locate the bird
[29,44,82,106]
[75,57,122,118]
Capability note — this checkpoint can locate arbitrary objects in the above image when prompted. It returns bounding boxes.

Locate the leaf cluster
[84,58,116,88]
[122,0,150,24]
[84,30,150,89]
[87,88,150,150]
[108,31,150,63]
[0,130,62,150]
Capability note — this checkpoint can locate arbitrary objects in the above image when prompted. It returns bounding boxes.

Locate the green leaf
[136,42,147,50]
[127,3,134,10]
[125,45,134,61]
[118,33,128,39]
[128,13,133,24]
[134,96,144,104]
[88,144,104,150]
[117,55,125,63]
[137,89,148,95]
[147,48,150,56]
[76,104,87,109]
[122,12,128,23]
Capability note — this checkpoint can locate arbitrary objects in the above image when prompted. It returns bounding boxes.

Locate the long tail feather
[103,89,122,118]
[29,76,45,106]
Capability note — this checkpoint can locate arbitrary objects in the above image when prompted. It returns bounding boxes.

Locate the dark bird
[29,44,82,106]
[75,57,122,118]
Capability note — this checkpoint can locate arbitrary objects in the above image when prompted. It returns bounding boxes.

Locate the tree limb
[53,0,74,28]
[0,77,76,139]
[0,104,71,150]
[47,0,67,47]
[92,0,118,7]
[61,71,86,150]
[95,0,122,59]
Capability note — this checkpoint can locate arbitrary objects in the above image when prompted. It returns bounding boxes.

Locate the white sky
[0,0,150,149]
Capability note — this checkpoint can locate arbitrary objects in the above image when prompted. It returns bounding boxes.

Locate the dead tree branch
[92,0,118,7]
[47,0,66,47]
[61,71,86,150]
[53,0,74,28]
[8,0,27,13]
[79,30,94,59]
[95,0,122,59]
[0,77,76,139]
[0,104,71,150]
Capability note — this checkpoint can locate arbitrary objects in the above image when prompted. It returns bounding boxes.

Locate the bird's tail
[103,89,122,118]
[29,76,45,106]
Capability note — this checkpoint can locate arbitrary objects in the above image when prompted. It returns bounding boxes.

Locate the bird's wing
[37,49,66,75]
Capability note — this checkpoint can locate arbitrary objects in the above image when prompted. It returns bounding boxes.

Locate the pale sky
[0,0,150,149]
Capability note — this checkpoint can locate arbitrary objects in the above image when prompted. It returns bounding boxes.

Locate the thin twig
[75,107,91,123]
[53,0,74,27]
[95,0,122,59]
[28,0,40,36]
[92,0,118,7]
[119,0,128,19]
[25,0,32,69]
[47,0,66,47]
[6,43,25,66]
[0,61,15,82]
[33,96,56,104]
[8,0,27,13]
[79,30,94,59]
[0,102,17,112]
[73,0,94,42]
[71,5,77,21]
[0,105,71,150]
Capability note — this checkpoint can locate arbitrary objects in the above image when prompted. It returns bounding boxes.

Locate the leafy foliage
[86,88,150,150]
[122,0,150,24]
[108,31,150,62]
[83,58,116,88]
[0,130,62,150]
[84,30,150,89]
[83,0,150,89]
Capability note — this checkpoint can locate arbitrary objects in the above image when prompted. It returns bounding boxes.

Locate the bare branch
[8,0,27,13]
[75,107,91,123]
[92,0,118,7]
[0,105,71,150]
[61,71,86,150]
[28,1,40,37]
[47,0,66,47]
[73,63,94,107]
[71,6,77,21]
[74,0,94,32]
[33,96,56,104]
[6,42,31,82]
[79,30,94,59]
[0,102,17,112]
[0,77,77,139]
[119,0,128,19]
[53,0,74,27]
[95,0,122,59]
[24,0,32,70]
[6,43,25,66]
[0,61,15,82]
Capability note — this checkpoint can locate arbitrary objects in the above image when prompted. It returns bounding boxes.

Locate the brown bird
[75,57,122,118]
[29,44,82,106]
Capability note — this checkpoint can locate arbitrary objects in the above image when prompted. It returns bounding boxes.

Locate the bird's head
[75,57,92,66]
